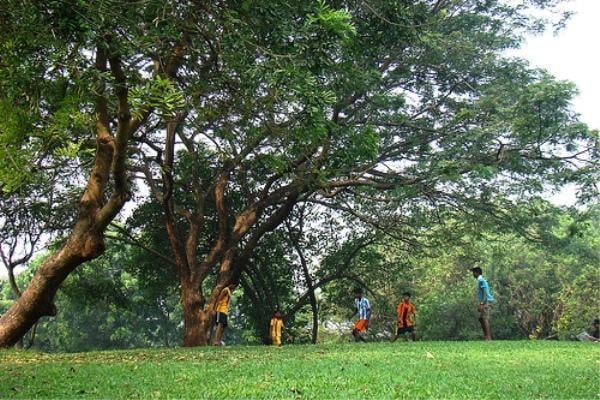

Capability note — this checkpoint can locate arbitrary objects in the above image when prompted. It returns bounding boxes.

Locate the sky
[517,0,600,130]
[514,0,599,205]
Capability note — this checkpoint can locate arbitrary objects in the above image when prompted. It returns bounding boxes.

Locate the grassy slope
[1,341,598,399]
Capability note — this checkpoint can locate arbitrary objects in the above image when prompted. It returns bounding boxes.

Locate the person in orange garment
[391,291,416,342]
[213,283,235,346]
[270,309,285,346]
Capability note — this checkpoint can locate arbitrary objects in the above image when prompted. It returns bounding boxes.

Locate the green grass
[1,341,598,399]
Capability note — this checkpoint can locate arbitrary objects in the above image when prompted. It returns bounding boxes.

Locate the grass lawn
[1,341,598,399]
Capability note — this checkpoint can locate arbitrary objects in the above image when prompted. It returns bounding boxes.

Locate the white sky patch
[516,0,600,130]
[508,0,599,207]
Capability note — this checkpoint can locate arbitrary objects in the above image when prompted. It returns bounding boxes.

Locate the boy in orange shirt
[391,291,416,342]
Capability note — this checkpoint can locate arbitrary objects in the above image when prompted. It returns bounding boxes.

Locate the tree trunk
[24,322,38,350]
[287,221,319,344]
[162,307,171,347]
[309,289,319,344]
[0,45,143,348]
[6,265,22,299]
[181,278,210,346]
[0,229,103,347]
[240,274,271,343]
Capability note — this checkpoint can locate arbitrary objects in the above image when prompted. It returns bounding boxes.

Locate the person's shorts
[479,304,491,320]
[396,326,414,335]
[353,319,368,333]
[215,311,228,327]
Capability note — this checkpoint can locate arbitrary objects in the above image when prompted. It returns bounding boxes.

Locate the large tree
[2,0,597,347]
[0,0,187,347]
[131,0,597,345]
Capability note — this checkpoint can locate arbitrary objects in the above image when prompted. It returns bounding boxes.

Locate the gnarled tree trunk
[0,48,140,348]
[158,123,302,346]
[0,226,104,346]
[181,278,210,346]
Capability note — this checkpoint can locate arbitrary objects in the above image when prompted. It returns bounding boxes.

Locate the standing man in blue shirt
[472,267,494,340]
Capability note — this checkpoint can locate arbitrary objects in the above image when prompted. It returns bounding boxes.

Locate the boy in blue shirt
[472,267,493,340]
[351,287,371,342]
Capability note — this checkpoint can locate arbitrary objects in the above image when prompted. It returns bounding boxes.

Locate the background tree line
[1,201,597,351]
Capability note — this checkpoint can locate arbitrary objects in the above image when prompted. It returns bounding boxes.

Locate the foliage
[2,201,596,350]
[319,202,599,341]
[0,342,598,399]
[129,75,185,120]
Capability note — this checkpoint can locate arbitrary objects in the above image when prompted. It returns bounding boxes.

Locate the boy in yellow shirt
[213,284,235,346]
[270,310,284,346]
